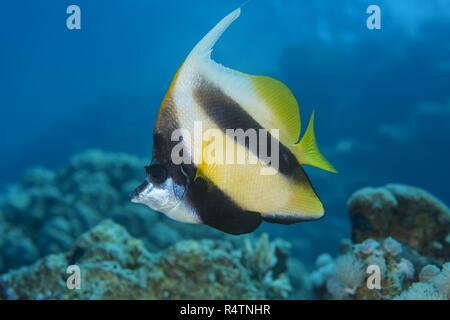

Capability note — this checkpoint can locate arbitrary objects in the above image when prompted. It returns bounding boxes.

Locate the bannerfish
[131,8,337,235]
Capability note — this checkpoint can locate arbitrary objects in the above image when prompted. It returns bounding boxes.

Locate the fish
[130,7,337,235]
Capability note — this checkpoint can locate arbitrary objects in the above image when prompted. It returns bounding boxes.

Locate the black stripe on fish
[185,174,262,235]
[155,95,180,136]
[153,95,189,187]
[193,79,300,178]
[182,165,321,231]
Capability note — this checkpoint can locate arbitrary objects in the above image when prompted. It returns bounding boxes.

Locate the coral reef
[1,151,448,300]
[0,149,225,273]
[0,214,39,272]
[311,237,449,300]
[0,220,293,300]
[325,252,365,299]
[347,184,450,260]
[310,184,450,300]
[241,234,292,299]
[286,257,314,299]
[395,262,450,300]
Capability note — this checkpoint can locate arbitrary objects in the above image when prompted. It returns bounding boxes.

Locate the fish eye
[145,163,167,183]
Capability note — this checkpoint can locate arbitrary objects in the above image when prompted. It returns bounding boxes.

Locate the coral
[395,283,444,300]
[0,220,293,300]
[0,216,39,271]
[286,258,314,299]
[354,238,380,256]
[326,253,365,299]
[347,184,450,260]
[310,253,336,290]
[241,234,292,299]
[312,235,450,300]
[433,263,450,299]
[0,149,314,299]
[309,184,450,300]
[395,262,449,300]
[419,264,440,283]
[396,258,415,280]
[2,151,448,301]
[383,237,403,256]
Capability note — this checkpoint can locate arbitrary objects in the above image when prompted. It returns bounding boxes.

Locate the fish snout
[129,189,138,201]
[130,180,150,202]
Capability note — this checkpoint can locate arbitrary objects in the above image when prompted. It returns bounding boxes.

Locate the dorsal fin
[189,8,241,60]
[250,75,301,144]
[178,7,334,175]
[184,8,303,147]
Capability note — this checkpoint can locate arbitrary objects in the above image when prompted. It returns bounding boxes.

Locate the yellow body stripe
[196,128,324,218]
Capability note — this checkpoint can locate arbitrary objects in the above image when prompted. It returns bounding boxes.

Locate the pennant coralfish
[131,8,337,235]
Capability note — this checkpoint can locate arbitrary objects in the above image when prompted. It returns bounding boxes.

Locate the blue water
[1,0,450,261]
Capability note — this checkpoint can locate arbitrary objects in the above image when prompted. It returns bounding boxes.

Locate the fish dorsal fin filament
[189,8,241,60]
[185,7,302,146]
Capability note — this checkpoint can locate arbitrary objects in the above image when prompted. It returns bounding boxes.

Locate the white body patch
[164,200,201,224]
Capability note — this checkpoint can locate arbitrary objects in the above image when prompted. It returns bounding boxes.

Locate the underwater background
[0,0,449,299]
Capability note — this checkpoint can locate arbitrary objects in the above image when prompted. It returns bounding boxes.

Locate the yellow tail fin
[293,111,337,173]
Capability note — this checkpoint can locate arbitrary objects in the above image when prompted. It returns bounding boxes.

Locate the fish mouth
[130,180,150,203]
[129,177,183,211]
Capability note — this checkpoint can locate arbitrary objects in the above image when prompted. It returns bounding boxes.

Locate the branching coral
[241,233,292,299]
[326,253,365,299]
